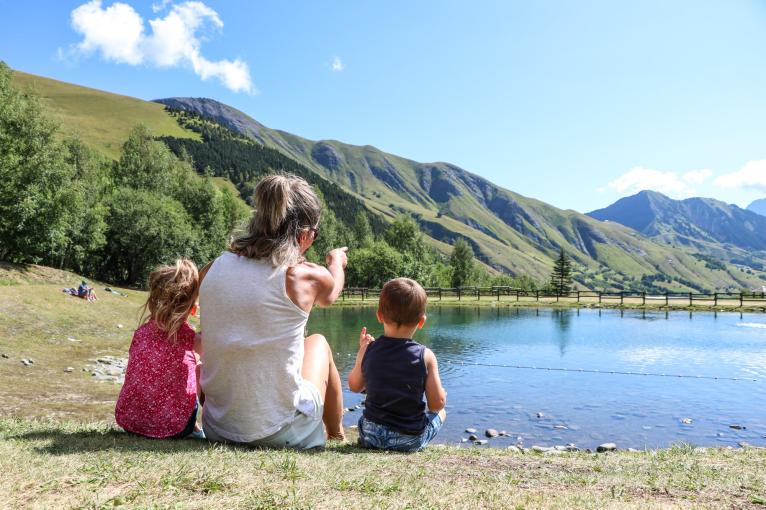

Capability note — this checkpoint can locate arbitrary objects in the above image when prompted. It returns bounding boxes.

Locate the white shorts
[205,380,325,449]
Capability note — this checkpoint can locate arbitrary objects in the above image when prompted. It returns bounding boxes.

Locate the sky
[2,0,766,213]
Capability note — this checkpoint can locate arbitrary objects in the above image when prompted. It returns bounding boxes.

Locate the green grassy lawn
[1,263,765,509]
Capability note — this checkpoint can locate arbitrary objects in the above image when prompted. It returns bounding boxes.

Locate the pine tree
[550,248,573,295]
[450,238,474,288]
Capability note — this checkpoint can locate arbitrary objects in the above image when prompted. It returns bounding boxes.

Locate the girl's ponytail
[140,258,199,341]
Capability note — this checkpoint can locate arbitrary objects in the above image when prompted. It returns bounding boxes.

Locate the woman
[199,174,347,448]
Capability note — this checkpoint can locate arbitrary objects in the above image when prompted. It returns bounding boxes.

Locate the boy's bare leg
[302,334,345,441]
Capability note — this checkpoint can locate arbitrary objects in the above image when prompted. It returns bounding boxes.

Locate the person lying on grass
[348,277,447,452]
[115,259,203,439]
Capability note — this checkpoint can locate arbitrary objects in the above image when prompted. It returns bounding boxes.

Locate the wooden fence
[340,286,766,307]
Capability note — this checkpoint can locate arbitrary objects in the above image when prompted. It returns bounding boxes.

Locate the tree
[98,188,199,284]
[0,62,75,263]
[352,211,373,249]
[345,241,404,288]
[550,248,573,295]
[449,238,474,288]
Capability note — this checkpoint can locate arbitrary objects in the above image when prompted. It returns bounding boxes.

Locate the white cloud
[151,0,172,12]
[65,0,255,93]
[331,56,344,72]
[606,166,712,198]
[713,160,766,191]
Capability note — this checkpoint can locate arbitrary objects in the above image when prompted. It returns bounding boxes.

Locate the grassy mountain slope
[8,70,762,291]
[11,71,198,159]
[154,98,766,291]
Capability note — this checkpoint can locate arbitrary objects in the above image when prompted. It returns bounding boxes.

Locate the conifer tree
[550,248,573,295]
[450,238,474,288]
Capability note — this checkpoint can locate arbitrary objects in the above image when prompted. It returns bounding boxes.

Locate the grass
[1,418,764,509]
[11,70,198,160]
[1,263,765,508]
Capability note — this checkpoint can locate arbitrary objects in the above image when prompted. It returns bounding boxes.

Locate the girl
[115,259,202,439]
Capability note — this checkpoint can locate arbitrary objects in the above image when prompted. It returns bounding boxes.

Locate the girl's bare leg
[302,334,345,440]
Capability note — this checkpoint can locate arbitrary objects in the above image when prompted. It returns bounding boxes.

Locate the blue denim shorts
[358,412,443,452]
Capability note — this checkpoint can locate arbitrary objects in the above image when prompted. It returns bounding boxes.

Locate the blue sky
[2,0,766,212]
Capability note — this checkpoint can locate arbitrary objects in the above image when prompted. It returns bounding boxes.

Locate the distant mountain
[588,190,766,253]
[748,198,766,217]
[10,70,766,291]
[153,98,766,291]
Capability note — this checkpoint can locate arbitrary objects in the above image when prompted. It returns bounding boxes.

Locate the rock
[474,440,488,446]
[1,353,8,358]
[585,448,593,453]
[681,418,693,425]
[565,444,579,452]
[117,324,124,329]
[465,428,477,434]
[68,337,79,342]
[544,449,565,455]
[468,434,478,441]
[348,425,358,430]
[597,443,617,452]
[64,367,74,373]
[461,438,468,443]
[729,424,746,430]
[498,430,507,437]
[553,445,568,451]
[553,425,568,430]
[531,445,551,453]
[737,441,751,448]
[20,359,32,366]
[345,407,355,412]
[536,412,544,418]
[485,428,499,438]
[627,448,640,452]
[506,445,522,453]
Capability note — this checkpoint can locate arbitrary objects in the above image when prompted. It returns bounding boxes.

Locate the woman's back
[200,251,310,442]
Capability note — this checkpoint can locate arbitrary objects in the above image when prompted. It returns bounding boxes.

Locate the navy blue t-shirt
[361,335,427,434]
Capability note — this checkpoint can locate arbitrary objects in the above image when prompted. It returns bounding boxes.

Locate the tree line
[0,61,564,291]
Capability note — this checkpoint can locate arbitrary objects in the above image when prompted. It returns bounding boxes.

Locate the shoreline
[331,297,766,313]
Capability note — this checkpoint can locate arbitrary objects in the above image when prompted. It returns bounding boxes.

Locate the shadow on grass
[6,425,377,456]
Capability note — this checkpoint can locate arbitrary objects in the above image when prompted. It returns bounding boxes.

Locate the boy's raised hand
[359,326,375,349]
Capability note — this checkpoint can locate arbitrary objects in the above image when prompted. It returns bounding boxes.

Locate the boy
[348,277,447,452]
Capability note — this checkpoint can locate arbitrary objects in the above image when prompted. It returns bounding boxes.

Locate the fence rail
[340,286,766,307]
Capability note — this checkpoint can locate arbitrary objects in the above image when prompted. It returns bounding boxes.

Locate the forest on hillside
[1,62,547,289]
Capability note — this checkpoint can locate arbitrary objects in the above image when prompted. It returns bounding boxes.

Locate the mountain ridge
[8,69,765,291]
[748,198,766,217]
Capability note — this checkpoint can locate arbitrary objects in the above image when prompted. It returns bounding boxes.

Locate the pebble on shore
[596,443,617,452]
[485,428,499,438]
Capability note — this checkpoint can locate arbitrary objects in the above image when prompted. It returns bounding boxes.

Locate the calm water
[307,307,766,449]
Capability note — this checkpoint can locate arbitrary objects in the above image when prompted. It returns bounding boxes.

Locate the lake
[307,306,766,449]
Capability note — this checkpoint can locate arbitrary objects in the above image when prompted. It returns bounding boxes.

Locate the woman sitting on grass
[198,174,347,449]
[115,259,202,439]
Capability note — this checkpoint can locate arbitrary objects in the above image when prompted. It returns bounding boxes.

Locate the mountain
[153,98,766,291]
[10,70,766,291]
[587,191,766,252]
[748,198,766,217]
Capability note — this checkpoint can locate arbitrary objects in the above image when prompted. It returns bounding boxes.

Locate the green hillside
[10,70,765,291]
[154,99,766,292]
[11,71,198,159]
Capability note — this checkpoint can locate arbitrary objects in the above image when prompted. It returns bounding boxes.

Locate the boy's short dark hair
[378,278,427,326]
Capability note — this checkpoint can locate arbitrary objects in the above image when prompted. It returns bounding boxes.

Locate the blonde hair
[140,258,199,341]
[230,174,322,267]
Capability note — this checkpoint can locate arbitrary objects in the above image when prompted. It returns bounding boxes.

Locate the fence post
[598,292,602,304]
[458,288,461,301]
[497,288,500,302]
[665,292,669,307]
[477,288,480,301]
[342,289,345,301]
[642,292,646,306]
[689,292,693,307]
[714,292,718,306]
[535,290,539,302]
[556,292,559,302]
[516,290,519,302]
[576,291,580,302]
[439,288,442,301]
[362,288,365,302]
[740,293,743,307]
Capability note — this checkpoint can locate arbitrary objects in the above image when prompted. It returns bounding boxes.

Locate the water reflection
[307,307,766,448]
